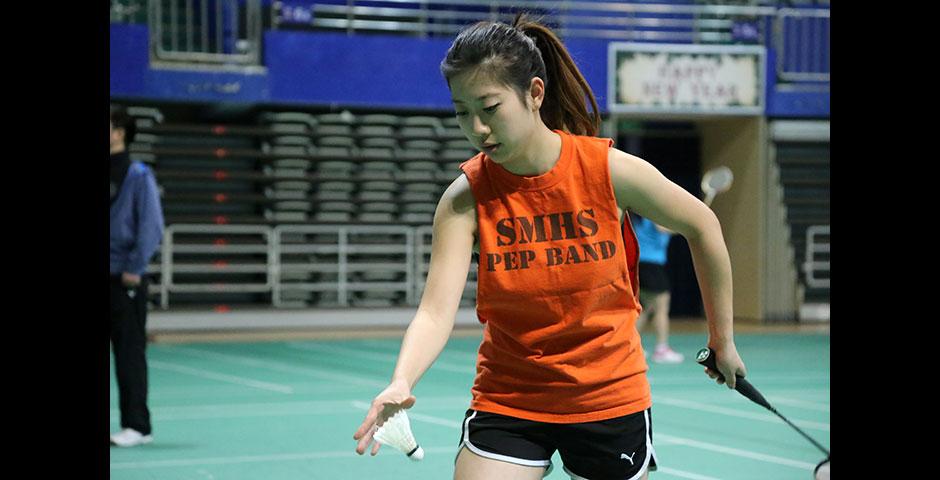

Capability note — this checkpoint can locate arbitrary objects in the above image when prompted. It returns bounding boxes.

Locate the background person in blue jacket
[631,212,685,364]
[110,105,164,447]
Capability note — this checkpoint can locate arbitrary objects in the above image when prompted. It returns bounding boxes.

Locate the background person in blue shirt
[110,105,164,447]
[631,212,684,363]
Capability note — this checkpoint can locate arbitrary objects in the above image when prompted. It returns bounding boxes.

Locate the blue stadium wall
[110,23,828,117]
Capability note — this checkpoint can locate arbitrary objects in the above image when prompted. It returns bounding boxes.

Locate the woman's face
[449,69,543,166]
[110,121,124,151]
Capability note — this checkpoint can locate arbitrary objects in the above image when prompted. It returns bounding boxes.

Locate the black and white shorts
[457,407,658,480]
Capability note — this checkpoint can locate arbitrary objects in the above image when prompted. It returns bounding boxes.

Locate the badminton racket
[701,166,734,206]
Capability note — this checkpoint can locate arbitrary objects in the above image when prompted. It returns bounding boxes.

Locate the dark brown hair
[440,13,600,136]
[110,104,137,144]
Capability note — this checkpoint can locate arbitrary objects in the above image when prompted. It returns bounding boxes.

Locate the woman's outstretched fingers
[355,428,375,455]
[355,383,416,455]
[354,402,380,439]
[354,404,381,454]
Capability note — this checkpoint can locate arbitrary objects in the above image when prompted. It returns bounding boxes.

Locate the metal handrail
[272,1,828,75]
[804,224,830,289]
[162,224,275,307]
[304,0,778,16]
[154,223,480,308]
[111,0,146,23]
[274,0,786,43]
[273,225,415,307]
[774,8,830,82]
[149,0,262,66]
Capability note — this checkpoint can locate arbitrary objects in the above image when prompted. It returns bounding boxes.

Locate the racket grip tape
[695,348,773,411]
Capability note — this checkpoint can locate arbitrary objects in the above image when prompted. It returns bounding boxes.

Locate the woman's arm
[354,173,477,455]
[609,148,746,387]
[392,174,477,389]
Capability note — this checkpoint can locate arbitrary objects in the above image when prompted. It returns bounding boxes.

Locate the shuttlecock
[374,410,424,461]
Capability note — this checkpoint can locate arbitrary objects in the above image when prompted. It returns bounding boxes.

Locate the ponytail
[512,14,600,136]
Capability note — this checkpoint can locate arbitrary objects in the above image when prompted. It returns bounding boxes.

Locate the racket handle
[695,348,773,411]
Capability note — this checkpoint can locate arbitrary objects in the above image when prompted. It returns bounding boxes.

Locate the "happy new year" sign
[608,43,765,115]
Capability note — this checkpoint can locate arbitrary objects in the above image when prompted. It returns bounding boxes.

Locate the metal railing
[273,225,415,307]
[272,0,783,44]
[774,8,830,82]
[271,1,829,83]
[149,0,263,66]
[804,224,830,289]
[157,224,470,308]
[136,1,829,81]
[112,0,148,23]
[159,224,275,309]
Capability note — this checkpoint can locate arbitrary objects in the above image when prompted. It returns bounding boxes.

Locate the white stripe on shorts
[625,409,655,480]
[564,409,656,480]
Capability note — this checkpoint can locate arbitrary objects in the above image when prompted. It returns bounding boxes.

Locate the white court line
[357,339,404,350]
[759,388,829,397]
[149,346,821,471]
[164,346,387,388]
[653,396,829,432]
[110,446,459,470]
[149,360,293,394]
[109,397,471,422]
[288,342,475,374]
[656,433,816,470]
[110,408,426,422]
[302,342,825,385]
[110,408,812,472]
[349,403,809,471]
[656,467,724,480]
[109,448,716,475]
[649,375,829,386]
[145,383,365,399]
[154,347,827,431]
[766,396,830,412]
[350,344,827,385]
[110,409,328,422]
[113,397,471,416]
[356,338,483,359]
[111,400,370,421]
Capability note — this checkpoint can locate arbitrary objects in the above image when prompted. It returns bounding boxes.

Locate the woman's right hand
[353,379,416,456]
[703,340,747,390]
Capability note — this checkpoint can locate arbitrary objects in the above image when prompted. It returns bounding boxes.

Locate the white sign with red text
[608,43,765,115]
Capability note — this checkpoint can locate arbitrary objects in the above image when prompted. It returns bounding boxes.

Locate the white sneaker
[652,345,684,364]
[110,428,153,447]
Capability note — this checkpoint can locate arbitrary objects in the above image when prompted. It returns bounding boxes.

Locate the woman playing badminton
[354,13,746,480]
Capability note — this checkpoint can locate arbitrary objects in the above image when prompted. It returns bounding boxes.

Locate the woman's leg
[455,446,547,480]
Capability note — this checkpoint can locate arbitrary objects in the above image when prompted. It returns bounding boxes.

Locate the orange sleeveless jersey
[459,129,650,423]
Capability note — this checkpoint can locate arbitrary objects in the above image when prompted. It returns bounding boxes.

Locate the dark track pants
[109,275,151,435]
